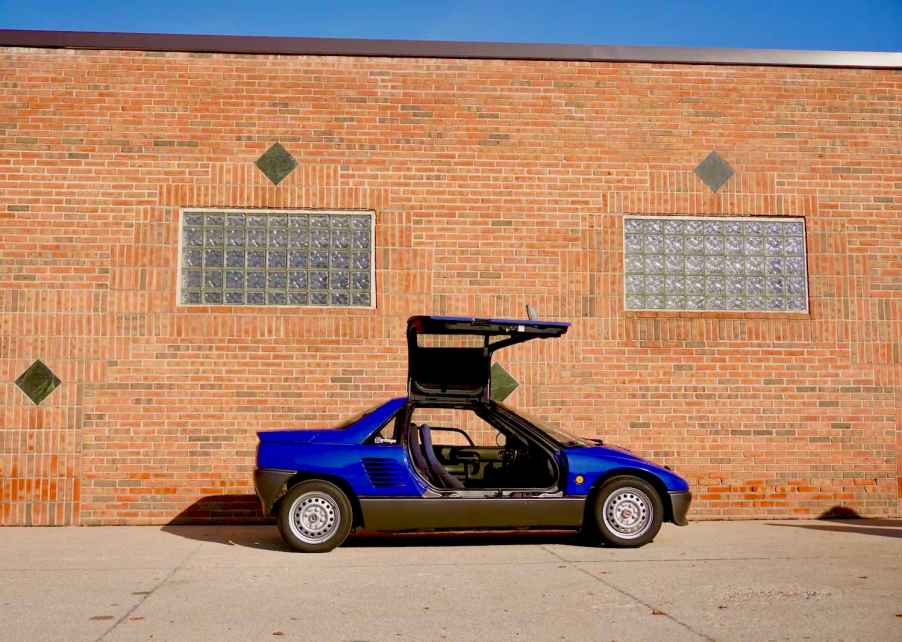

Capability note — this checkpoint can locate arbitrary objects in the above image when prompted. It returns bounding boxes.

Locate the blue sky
[1,1,899,52]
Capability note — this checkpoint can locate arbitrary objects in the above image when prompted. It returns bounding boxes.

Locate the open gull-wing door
[406,315,570,402]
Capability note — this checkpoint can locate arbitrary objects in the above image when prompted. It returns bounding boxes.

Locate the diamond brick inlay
[15,360,61,405]
[694,151,734,192]
[255,143,297,185]
[491,362,519,402]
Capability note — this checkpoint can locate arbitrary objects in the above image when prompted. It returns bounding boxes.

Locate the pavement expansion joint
[93,541,203,642]
[540,544,718,642]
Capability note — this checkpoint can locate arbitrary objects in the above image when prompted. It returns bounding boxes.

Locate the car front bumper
[253,468,295,516]
[668,491,692,526]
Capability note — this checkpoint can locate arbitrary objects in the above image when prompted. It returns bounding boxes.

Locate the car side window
[369,414,400,444]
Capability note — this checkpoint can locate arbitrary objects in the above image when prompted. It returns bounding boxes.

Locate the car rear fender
[273,472,364,528]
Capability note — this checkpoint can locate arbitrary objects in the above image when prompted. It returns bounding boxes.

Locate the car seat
[407,422,438,486]
[419,424,465,489]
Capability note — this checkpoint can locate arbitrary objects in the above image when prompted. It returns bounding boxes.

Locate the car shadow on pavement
[162,523,590,551]
[344,530,588,548]
[162,494,592,550]
[766,519,902,539]
[162,524,291,551]
[165,494,267,524]
[161,495,287,551]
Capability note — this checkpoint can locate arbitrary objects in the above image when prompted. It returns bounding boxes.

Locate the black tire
[277,480,354,553]
[585,475,663,548]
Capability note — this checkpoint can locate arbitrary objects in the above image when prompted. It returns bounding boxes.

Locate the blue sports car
[255,315,691,552]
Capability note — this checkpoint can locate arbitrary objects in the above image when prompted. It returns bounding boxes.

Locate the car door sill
[427,488,563,499]
[359,496,585,531]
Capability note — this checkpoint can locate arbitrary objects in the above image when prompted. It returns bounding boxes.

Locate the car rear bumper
[253,468,295,516]
[669,491,692,526]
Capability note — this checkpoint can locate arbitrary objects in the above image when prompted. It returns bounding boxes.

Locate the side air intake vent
[362,458,406,488]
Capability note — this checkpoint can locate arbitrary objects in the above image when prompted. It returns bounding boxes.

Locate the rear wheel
[277,480,353,553]
[586,476,663,548]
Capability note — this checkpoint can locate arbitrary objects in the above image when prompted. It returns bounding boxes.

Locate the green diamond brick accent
[255,143,297,185]
[490,362,518,402]
[15,360,61,405]
[694,151,734,193]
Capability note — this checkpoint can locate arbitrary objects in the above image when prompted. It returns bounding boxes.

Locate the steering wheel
[498,445,520,470]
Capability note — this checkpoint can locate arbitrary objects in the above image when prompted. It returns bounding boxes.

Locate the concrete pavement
[0,519,899,641]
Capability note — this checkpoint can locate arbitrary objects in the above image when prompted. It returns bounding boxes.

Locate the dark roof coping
[1,29,900,69]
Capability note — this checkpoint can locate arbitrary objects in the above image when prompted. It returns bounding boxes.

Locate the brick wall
[1,46,899,525]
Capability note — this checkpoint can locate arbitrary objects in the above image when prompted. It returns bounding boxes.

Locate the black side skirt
[359,497,586,531]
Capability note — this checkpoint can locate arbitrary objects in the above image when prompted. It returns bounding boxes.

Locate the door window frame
[397,400,563,497]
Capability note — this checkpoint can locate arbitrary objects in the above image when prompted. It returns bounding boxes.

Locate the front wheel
[587,476,663,548]
[277,480,353,553]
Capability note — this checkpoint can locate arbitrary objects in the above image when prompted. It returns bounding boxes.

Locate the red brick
[0,46,899,525]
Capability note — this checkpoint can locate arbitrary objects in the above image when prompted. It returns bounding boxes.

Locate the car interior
[404,406,557,490]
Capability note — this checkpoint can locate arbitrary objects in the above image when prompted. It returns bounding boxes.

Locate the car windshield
[498,403,595,447]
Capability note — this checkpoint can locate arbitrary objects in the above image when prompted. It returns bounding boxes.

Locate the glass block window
[179,209,374,307]
[623,216,808,312]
